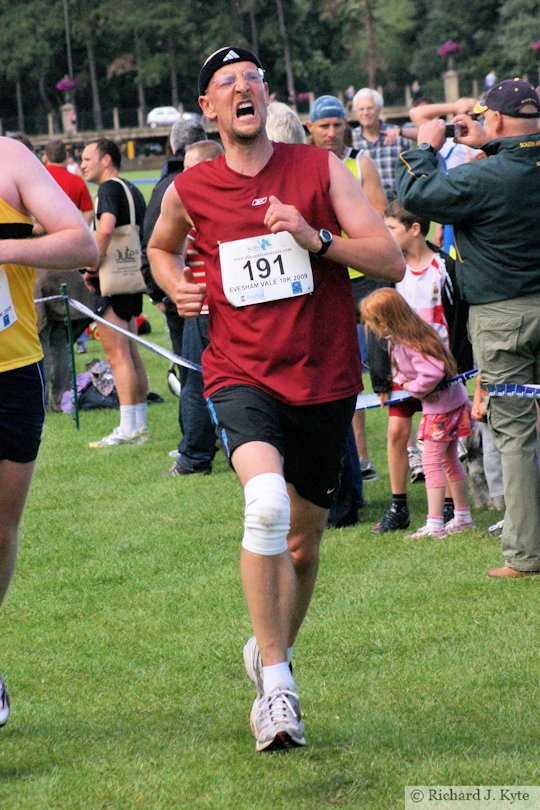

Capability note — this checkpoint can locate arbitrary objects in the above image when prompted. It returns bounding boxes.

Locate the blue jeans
[177,316,216,471]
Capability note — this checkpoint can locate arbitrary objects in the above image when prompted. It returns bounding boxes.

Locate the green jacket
[395,132,540,304]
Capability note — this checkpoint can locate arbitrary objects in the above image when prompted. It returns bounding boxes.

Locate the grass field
[2,246,539,808]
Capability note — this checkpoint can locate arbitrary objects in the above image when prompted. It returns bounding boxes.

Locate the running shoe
[487,518,504,537]
[372,504,410,533]
[88,427,150,448]
[406,524,447,540]
[407,448,424,483]
[443,502,455,525]
[360,460,378,481]
[445,517,475,535]
[162,462,211,477]
[250,688,306,752]
[0,675,10,727]
[243,636,264,698]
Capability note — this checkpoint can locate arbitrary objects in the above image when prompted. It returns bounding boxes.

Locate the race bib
[0,267,17,332]
[219,231,313,308]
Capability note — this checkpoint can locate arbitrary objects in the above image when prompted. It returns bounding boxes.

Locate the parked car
[146,107,181,128]
[146,107,202,128]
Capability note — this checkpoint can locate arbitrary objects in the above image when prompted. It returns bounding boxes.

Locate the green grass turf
[1,305,538,809]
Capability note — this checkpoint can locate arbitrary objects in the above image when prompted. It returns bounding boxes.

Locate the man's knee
[288,532,321,572]
[242,473,290,556]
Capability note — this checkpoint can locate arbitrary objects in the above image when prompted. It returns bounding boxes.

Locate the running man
[0,136,98,726]
[148,46,405,752]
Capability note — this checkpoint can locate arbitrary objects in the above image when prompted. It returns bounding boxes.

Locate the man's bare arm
[0,139,98,270]
[265,153,404,282]
[359,155,387,216]
[408,97,477,127]
[94,211,116,266]
[147,183,204,317]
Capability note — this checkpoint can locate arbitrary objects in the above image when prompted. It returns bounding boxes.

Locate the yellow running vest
[0,198,42,372]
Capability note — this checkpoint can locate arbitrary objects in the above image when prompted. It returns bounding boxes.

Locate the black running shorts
[207,384,356,508]
[0,362,45,463]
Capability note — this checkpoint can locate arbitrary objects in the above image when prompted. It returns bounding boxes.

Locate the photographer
[395,78,540,578]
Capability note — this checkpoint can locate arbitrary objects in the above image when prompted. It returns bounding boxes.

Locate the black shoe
[443,502,455,525]
[163,462,211,477]
[372,504,410,533]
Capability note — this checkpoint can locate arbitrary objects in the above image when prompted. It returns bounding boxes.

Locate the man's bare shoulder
[0,138,38,210]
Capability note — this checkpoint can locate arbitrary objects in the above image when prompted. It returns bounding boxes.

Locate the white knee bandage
[242,473,290,556]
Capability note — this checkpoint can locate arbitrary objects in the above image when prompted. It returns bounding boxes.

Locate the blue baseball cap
[309,95,346,122]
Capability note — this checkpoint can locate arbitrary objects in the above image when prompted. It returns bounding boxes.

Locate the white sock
[119,405,137,436]
[427,515,445,532]
[263,662,295,694]
[455,507,472,523]
[134,402,148,432]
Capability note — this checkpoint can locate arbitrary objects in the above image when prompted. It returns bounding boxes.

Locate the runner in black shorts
[0,363,46,463]
[0,134,98,729]
[208,385,356,509]
[80,138,149,448]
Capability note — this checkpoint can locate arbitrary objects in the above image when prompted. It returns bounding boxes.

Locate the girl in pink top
[361,288,473,539]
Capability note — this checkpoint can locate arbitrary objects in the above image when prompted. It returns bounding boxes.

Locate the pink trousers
[422,438,466,489]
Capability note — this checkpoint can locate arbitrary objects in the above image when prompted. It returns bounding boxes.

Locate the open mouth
[236,102,255,118]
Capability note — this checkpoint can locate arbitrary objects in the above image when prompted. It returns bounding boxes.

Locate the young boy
[369,200,472,532]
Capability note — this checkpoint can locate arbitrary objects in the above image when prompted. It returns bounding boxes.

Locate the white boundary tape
[356,368,479,411]
[36,296,539,405]
[35,294,202,372]
[482,383,540,398]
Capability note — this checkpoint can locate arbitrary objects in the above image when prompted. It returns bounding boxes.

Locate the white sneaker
[445,517,475,535]
[250,688,306,752]
[88,427,150,448]
[488,518,504,537]
[407,524,447,540]
[0,675,10,727]
[407,447,424,483]
[243,636,264,698]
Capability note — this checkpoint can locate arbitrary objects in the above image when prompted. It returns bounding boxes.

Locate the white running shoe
[488,518,504,537]
[88,427,150,448]
[250,688,306,752]
[243,636,264,698]
[0,675,10,727]
[445,517,475,535]
[407,447,424,483]
[407,524,447,540]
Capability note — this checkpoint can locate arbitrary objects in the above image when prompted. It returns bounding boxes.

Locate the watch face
[319,229,332,244]
[418,142,431,150]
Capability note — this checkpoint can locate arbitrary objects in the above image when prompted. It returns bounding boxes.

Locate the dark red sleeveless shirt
[174,142,362,405]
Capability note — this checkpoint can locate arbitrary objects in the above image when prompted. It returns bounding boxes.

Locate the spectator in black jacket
[368,201,473,533]
[140,118,207,358]
[139,119,207,441]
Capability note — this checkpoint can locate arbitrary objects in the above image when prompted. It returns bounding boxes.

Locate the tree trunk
[86,30,103,130]
[249,3,259,54]
[16,76,25,132]
[39,73,60,133]
[134,30,147,121]
[167,34,179,108]
[364,0,376,89]
[275,0,296,106]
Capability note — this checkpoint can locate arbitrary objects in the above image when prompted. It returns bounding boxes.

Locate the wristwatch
[418,142,437,154]
[314,228,333,257]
